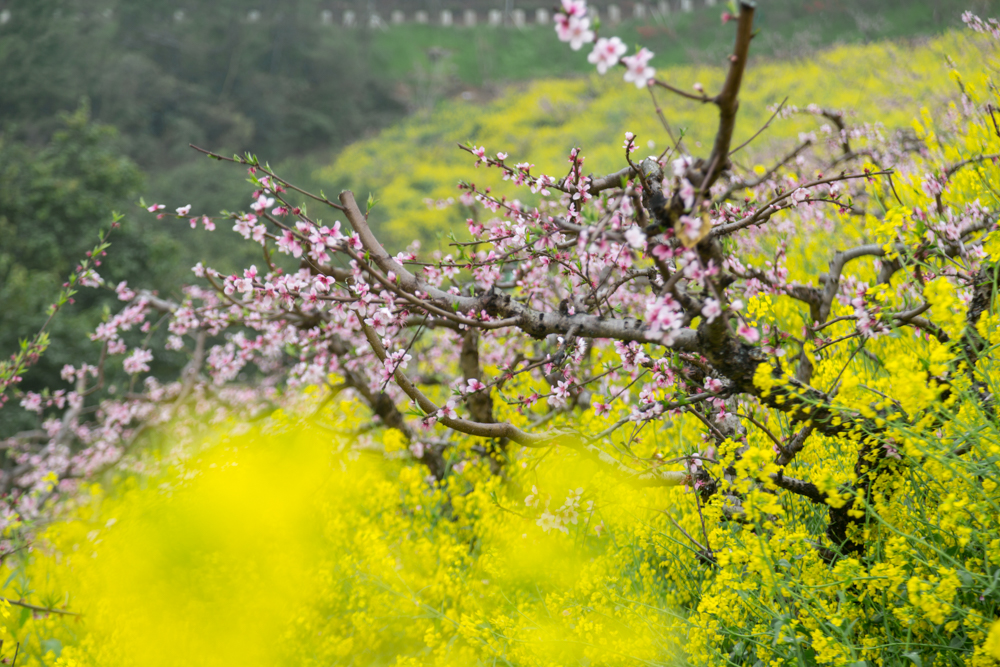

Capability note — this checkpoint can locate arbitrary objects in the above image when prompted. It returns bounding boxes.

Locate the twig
[189,144,347,212]
[703,0,757,191]
[1,596,79,617]
[729,96,788,157]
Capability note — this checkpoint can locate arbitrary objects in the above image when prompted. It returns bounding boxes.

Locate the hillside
[316,29,992,248]
[0,0,996,427]
[372,0,996,92]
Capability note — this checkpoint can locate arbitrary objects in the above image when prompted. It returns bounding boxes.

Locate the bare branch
[1,596,79,617]
[588,166,638,194]
[190,144,347,212]
[945,153,1000,178]
[361,322,566,447]
[717,139,812,203]
[703,0,757,190]
[711,171,893,239]
[728,96,788,158]
[651,78,713,104]
[768,471,825,504]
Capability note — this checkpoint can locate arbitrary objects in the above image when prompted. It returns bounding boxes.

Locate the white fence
[0,2,713,29]
[325,2,700,27]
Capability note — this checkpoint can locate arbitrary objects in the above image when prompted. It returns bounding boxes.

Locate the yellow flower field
[320,31,986,247]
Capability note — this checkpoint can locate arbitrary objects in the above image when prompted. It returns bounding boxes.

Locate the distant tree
[0,105,181,434]
[0,0,405,169]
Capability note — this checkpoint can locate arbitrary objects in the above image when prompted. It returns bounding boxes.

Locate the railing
[331,1,713,28]
[0,1,717,29]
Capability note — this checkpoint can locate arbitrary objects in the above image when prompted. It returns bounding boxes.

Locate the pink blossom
[385,348,413,377]
[91,322,117,342]
[313,274,334,292]
[622,131,637,153]
[473,251,501,288]
[588,36,627,74]
[560,0,588,17]
[550,380,573,408]
[704,377,724,393]
[624,226,647,249]
[737,323,760,343]
[146,204,165,213]
[652,244,673,262]
[556,13,594,51]
[963,11,1000,40]
[679,215,701,239]
[921,175,944,197]
[277,229,303,258]
[78,269,103,288]
[622,48,655,88]
[123,348,153,375]
[614,340,649,370]
[20,392,43,413]
[115,281,136,302]
[701,298,722,323]
[176,205,191,215]
[250,195,275,213]
[672,155,694,179]
[364,308,394,337]
[645,295,684,344]
[233,216,254,239]
[465,378,487,394]
[679,179,696,209]
[790,187,809,206]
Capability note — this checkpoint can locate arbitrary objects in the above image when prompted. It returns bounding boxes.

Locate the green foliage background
[0,107,184,434]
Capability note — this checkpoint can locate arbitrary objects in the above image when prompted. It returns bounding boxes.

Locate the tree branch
[340,190,701,352]
[1,596,79,617]
[703,0,757,191]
